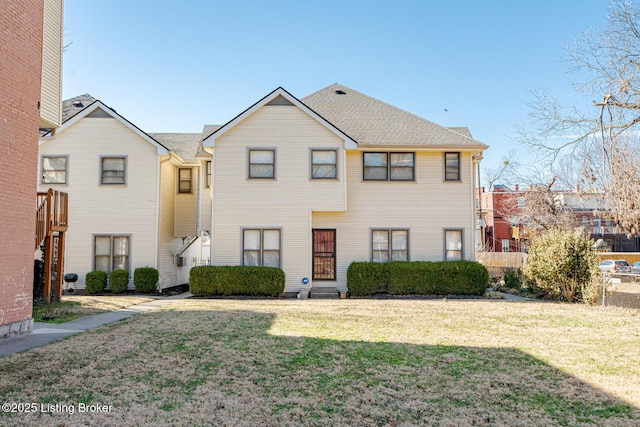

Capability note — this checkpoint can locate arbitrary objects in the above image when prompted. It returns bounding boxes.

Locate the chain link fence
[599,274,640,309]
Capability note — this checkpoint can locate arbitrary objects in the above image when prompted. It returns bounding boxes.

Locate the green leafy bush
[522,228,600,303]
[190,266,285,297]
[134,267,159,293]
[503,268,523,289]
[346,260,489,296]
[346,262,387,296]
[109,269,130,294]
[85,271,107,294]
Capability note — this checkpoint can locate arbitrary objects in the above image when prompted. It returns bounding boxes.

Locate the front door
[312,229,336,280]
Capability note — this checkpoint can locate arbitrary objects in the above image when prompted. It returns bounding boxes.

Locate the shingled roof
[148,133,202,163]
[61,94,97,123]
[302,83,487,149]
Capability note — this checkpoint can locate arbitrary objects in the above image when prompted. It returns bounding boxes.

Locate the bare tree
[520,0,640,235]
[498,177,576,239]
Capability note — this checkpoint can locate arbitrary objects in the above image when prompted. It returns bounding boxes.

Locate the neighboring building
[202,84,488,294]
[1,0,63,338]
[479,184,525,252]
[38,96,211,291]
[479,185,640,252]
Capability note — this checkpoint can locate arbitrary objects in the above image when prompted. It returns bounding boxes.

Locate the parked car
[631,261,640,274]
[599,260,632,273]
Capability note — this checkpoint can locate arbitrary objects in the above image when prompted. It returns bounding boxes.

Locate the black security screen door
[312,229,336,280]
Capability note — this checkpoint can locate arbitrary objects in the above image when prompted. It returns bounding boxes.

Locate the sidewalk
[0,292,192,358]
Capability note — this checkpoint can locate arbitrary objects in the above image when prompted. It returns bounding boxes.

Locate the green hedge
[109,269,129,294]
[85,271,107,294]
[347,261,488,296]
[190,265,285,297]
[346,262,387,296]
[134,267,159,293]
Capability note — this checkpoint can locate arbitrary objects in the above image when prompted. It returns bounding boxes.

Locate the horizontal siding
[175,192,197,236]
[212,106,345,291]
[39,0,63,128]
[158,159,178,289]
[38,117,158,286]
[313,151,476,290]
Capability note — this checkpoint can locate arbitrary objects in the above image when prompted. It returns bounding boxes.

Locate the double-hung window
[178,168,192,193]
[444,229,463,261]
[101,156,126,184]
[444,152,461,181]
[206,161,211,188]
[248,149,275,179]
[243,229,281,268]
[372,229,409,262]
[94,235,130,273]
[363,152,414,181]
[41,156,67,184]
[311,150,337,179]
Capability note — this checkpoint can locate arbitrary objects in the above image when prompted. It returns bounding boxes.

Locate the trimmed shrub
[190,265,285,297]
[346,262,387,296]
[523,228,600,303]
[109,269,129,294]
[347,260,489,296]
[85,271,107,294]
[134,267,159,293]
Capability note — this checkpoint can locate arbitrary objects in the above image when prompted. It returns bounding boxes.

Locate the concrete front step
[310,286,339,299]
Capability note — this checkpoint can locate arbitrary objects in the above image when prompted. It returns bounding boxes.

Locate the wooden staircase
[35,189,68,302]
[309,286,339,299]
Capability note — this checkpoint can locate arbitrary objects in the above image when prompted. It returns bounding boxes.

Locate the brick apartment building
[479,185,640,253]
[1,0,63,338]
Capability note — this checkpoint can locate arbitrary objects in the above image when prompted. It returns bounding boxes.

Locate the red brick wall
[0,1,45,327]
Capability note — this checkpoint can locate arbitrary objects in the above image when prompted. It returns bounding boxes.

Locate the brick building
[0,0,63,338]
[479,185,640,253]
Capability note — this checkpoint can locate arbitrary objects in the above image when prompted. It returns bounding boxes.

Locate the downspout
[196,163,201,239]
[472,152,483,258]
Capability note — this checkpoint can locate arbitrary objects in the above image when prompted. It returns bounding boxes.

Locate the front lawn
[32,295,158,323]
[3,299,639,426]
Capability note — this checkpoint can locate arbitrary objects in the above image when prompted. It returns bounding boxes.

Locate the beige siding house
[202,84,488,294]
[38,97,203,291]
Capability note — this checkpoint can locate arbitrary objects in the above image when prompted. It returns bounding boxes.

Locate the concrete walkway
[0,292,192,358]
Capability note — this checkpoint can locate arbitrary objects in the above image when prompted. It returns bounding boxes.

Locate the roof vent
[72,101,84,108]
[335,89,346,95]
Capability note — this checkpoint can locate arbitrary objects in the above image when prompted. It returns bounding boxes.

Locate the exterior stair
[309,286,339,299]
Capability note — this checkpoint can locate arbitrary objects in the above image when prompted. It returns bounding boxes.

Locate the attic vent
[72,102,84,107]
[267,95,294,106]
[335,90,346,95]
[87,108,111,118]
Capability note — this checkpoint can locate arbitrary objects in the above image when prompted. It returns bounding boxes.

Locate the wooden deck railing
[35,189,68,250]
[36,189,68,302]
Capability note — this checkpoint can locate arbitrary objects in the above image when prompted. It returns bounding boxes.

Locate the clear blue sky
[62,1,610,173]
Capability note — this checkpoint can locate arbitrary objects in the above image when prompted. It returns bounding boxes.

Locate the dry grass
[33,295,158,323]
[2,299,640,426]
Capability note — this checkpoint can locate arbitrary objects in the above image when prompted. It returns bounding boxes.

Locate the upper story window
[249,149,275,179]
[206,161,211,188]
[444,152,461,181]
[178,168,192,193]
[41,156,67,184]
[101,156,126,185]
[311,150,337,179]
[363,152,414,181]
[372,229,409,262]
